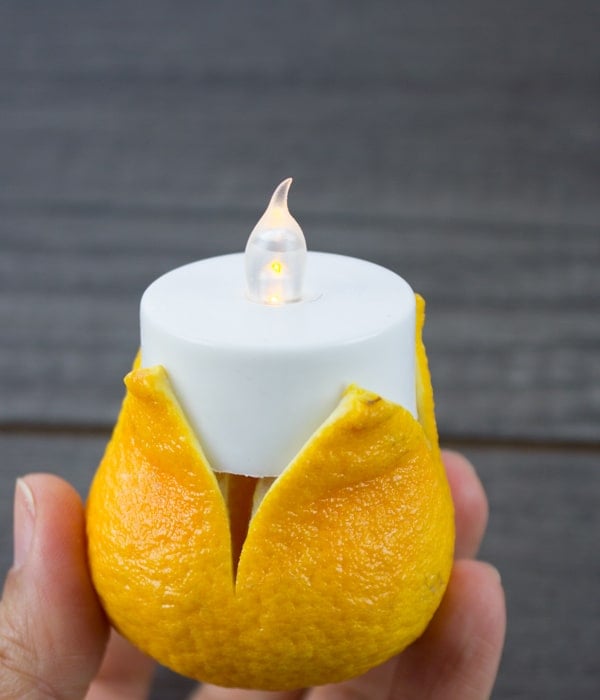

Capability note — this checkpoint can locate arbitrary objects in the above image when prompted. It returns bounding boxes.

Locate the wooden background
[1,1,598,697]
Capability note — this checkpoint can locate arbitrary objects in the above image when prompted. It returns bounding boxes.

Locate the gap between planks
[1,423,599,455]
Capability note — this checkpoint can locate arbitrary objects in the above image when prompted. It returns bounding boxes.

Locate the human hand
[0,451,505,699]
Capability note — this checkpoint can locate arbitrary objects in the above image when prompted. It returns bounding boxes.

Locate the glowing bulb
[245,178,307,305]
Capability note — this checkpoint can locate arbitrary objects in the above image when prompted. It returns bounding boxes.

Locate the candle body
[141,252,415,477]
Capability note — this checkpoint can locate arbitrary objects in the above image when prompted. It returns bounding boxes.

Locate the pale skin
[0,451,505,699]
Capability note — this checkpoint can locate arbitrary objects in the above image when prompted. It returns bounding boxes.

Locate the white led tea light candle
[141,179,416,477]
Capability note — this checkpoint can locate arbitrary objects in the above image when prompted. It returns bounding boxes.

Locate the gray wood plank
[470,446,600,699]
[1,78,598,227]
[2,0,598,84]
[2,208,599,442]
[1,435,598,697]
[0,2,598,226]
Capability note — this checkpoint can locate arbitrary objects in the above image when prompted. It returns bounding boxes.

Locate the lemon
[86,295,454,690]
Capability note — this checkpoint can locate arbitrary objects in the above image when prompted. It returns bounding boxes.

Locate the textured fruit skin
[86,295,454,690]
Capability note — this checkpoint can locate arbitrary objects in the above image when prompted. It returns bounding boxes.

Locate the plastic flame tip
[245,179,307,305]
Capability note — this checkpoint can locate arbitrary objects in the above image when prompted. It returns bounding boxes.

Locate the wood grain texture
[1,0,599,224]
[470,446,600,699]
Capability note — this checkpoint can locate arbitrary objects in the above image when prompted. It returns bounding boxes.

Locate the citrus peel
[86,294,454,690]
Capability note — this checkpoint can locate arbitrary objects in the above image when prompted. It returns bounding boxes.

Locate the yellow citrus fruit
[86,295,454,690]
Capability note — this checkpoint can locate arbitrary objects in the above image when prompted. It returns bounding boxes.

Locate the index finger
[442,450,489,559]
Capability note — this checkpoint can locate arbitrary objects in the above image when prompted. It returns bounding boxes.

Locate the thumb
[0,474,109,699]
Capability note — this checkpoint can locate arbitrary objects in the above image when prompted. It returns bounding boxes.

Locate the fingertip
[87,630,156,700]
[19,473,95,604]
[28,471,108,616]
[437,559,506,682]
[443,559,506,675]
[21,471,84,515]
[441,450,485,498]
[17,473,87,562]
[392,559,506,699]
[442,450,489,559]
[450,559,505,621]
[472,559,502,585]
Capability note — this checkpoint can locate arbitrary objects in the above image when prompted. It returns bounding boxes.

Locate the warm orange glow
[245,179,307,305]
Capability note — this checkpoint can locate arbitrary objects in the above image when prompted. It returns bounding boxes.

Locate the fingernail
[13,478,36,569]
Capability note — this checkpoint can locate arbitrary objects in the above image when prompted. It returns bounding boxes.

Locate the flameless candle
[140,179,416,477]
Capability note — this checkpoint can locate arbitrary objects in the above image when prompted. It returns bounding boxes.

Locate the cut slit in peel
[218,386,393,578]
[86,294,455,691]
[216,473,274,576]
